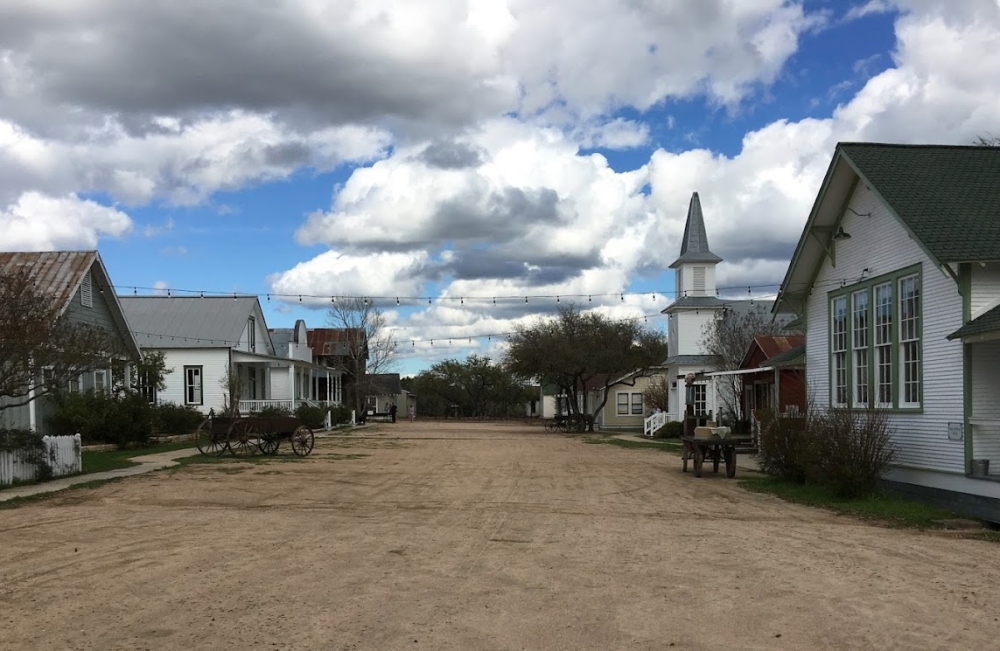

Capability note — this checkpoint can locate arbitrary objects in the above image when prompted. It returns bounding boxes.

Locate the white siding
[270,368,292,401]
[675,310,717,355]
[156,349,231,414]
[676,263,717,297]
[970,262,1000,317]
[806,184,965,474]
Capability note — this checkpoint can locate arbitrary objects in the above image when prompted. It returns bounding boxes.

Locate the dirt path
[1,421,998,650]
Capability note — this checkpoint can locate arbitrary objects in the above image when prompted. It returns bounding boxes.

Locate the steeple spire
[669,192,722,269]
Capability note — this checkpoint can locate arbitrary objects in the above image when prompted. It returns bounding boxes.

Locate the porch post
[710,376,717,422]
[27,373,37,431]
[774,367,781,413]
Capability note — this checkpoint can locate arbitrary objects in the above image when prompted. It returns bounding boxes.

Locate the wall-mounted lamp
[832,226,852,241]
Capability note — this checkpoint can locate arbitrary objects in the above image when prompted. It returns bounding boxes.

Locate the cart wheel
[725,446,737,478]
[195,418,228,457]
[228,420,259,458]
[291,425,315,457]
[693,445,703,478]
[544,420,557,433]
[258,433,280,455]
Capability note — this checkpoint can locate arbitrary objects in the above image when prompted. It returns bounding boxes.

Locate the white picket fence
[0,434,82,486]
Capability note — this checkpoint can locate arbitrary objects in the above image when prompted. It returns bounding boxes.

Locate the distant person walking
[408,405,415,422]
[390,403,397,423]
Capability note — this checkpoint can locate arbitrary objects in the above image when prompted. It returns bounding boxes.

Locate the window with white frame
[828,268,921,410]
[184,366,203,405]
[852,290,869,407]
[692,384,707,416]
[631,392,643,415]
[899,274,921,407]
[68,375,82,393]
[616,392,630,415]
[874,282,893,406]
[94,370,107,393]
[831,296,848,406]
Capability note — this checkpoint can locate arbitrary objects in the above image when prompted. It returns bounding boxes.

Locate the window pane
[631,393,643,415]
[617,393,629,415]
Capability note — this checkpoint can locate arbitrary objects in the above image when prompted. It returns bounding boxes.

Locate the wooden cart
[195,415,315,458]
[680,434,754,478]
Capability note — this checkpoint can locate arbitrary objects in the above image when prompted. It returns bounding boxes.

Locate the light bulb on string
[396,297,400,306]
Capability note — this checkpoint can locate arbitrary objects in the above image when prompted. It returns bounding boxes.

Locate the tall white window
[831,296,848,406]
[631,392,643,415]
[94,370,107,393]
[874,283,893,406]
[248,317,256,353]
[852,290,869,407]
[185,366,203,405]
[692,384,707,416]
[899,275,921,407]
[616,392,630,415]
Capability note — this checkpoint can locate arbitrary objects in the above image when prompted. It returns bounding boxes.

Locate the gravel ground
[1,420,998,651]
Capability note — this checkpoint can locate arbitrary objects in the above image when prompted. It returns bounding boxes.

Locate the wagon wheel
[544,420,558,433]
[258,433,280,455]
[227,420,260,458]
[725,446,737,478]
[291,425,315,457]
[712,447,721,474]
[195,418,228,457]
[693,444,704,478]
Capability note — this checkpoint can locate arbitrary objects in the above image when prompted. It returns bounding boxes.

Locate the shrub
[807,408,896,498]
[49,392,153,447]
[0,427,52,481]
[153,402,205,434]
[756,410,812,484]
[329,404,353,426]
[654,420,684,439]
[294,403,328,429]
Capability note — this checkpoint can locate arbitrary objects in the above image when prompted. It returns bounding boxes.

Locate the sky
[2,0,1000,376]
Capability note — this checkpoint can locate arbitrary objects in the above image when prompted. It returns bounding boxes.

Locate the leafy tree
[327,297,398,415]
[112,350,172,400]
[412,355,531,418]
[700,303,790,422]
[505,306,668,430]
[0,268,127,413]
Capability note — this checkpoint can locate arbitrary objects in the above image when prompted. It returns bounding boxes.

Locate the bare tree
[642,376,670,412]
[1,268,126,412]
[220,364,244,417]
[974,133,1000,146]
[700,303,790,422]
[326,297,398,415]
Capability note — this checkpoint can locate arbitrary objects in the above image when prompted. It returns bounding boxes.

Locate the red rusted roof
[307,328,366,356]
[0,250,96,316]
[752,335,805,360]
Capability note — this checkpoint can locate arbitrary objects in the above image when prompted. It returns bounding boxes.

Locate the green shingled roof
[947,304,1000,341]
[839,143,1000,263]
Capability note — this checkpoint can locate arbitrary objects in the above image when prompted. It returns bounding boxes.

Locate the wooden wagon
[680,434,754,478]
[195,414,315,458]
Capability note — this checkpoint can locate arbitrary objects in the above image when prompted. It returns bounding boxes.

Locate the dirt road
[1,421,998,650]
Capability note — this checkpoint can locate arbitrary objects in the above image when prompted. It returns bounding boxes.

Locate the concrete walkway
[0,447,202,503]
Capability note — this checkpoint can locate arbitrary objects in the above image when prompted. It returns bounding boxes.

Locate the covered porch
[231,351,340,415]
[948,311,1000,479]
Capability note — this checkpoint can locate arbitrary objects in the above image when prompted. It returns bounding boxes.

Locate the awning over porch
[948,304,1000,343]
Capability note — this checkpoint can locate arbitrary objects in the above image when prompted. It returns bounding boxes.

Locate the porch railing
[643,411,668,438]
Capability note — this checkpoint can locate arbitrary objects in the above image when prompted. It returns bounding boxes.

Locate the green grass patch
[739,476,962,528]
[81,440,198,475]
[584,436,683,454]
[973,530,1000,543]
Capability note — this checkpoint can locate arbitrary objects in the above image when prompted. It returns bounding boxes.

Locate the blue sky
[3,0,999,375]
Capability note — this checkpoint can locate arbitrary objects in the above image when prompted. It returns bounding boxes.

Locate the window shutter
[693,267,706,295]
[81,271,93,308]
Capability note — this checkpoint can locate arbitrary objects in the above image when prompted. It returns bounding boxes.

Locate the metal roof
[119,296,263,349]
[367,373,402,395]
[0,250,141,357]
[670,192,723,268]
[307,328,364,356]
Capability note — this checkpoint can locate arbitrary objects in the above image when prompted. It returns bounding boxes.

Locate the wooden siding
[63,274,121,332]
[970,341,1000,467]
[970,262,1000,317]
[675,310,716,355]
[600,376,652,430]
[156,349,231,414]
[806,183,966,474]
[0,399,31,430]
